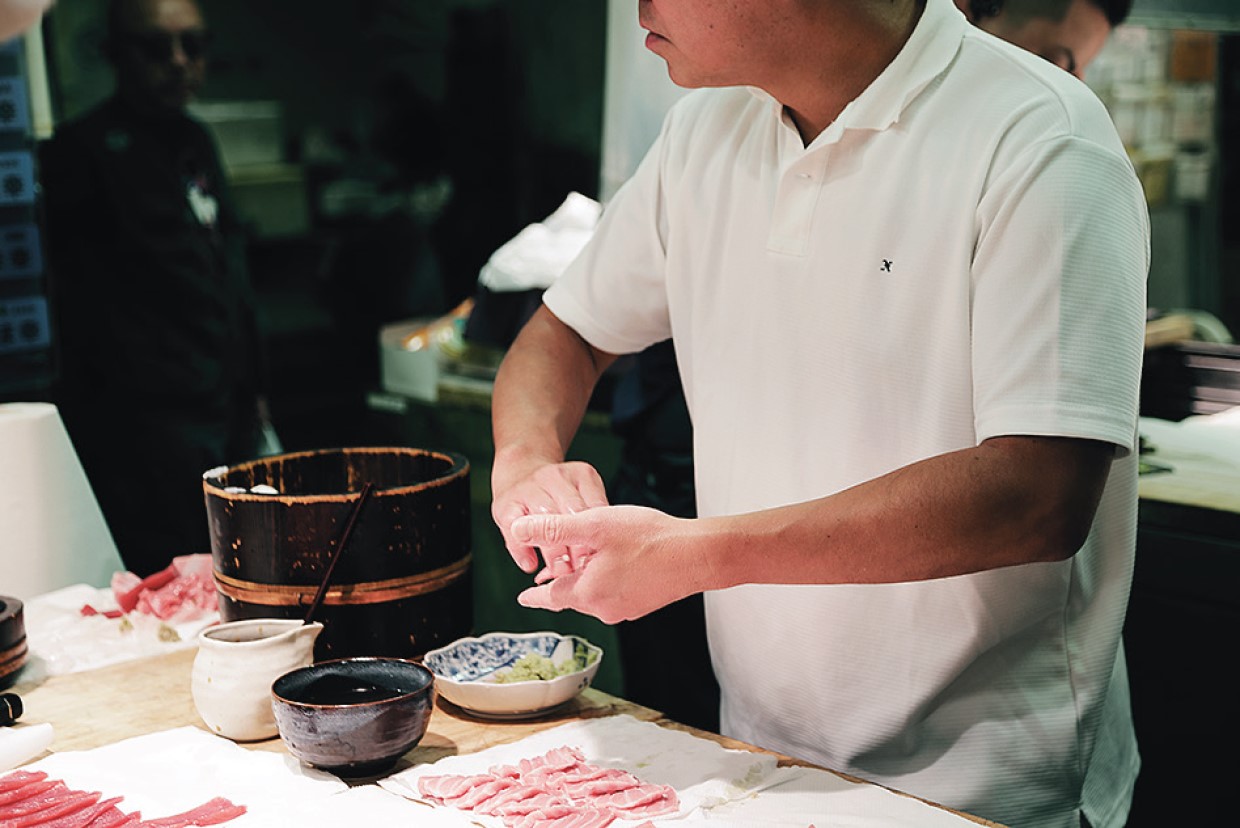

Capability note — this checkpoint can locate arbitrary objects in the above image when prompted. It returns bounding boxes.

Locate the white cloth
[477,192,601,293]
[542,1,1149,826]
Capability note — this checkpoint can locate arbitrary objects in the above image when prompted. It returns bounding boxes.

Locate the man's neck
[775,0,926,143]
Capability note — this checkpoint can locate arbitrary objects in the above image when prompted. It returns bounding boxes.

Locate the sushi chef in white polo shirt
[489,2,1148,827]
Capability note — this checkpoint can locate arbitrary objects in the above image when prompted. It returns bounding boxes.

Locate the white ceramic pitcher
[191,618,323,742]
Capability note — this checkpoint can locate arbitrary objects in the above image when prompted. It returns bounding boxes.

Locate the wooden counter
[9,648,1002,826]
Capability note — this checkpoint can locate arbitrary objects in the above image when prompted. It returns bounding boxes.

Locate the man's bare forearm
[691,435,1116,589]
[491,305,616,496]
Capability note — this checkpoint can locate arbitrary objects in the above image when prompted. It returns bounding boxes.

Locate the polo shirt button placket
[768,152,828,256]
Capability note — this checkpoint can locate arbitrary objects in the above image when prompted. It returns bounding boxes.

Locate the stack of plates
[0,596,27,689]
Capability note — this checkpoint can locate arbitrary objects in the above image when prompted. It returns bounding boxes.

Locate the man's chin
[150,88,197,113]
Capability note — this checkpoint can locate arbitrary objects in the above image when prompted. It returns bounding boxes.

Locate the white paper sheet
[381,714,782,824]
[10,724,989,827]
[381,716,985,827]
[18,726,473,827]
[683,766,985,827]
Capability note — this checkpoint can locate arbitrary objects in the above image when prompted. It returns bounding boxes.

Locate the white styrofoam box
[228,163,310,238]
[379,317,440,402]
[187,100,284,171]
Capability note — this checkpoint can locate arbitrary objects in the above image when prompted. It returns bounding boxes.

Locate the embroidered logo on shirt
[880,259,893,272]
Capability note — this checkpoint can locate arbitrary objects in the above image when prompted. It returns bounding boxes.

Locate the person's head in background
[106,0,208,115]
[957,0,1132,79]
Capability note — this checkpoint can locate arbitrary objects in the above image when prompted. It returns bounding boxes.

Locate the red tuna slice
[77,803,134,828]
[0,781,72,817]
[0,772,49,794]
[0,779,60,807]
[78,807,130,828]
[4,790,101,826]
[140,797,247,827]
[115,565,178,614]
[179,801,246,826]
[32,796,123,828]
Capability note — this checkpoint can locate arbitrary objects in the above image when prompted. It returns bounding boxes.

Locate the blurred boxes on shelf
[228,163,310,238]
[189,100,309,238]
[379,317,441,403]
[378,300,492,403]
[1085,26,1219,207]
[189,100,284,171]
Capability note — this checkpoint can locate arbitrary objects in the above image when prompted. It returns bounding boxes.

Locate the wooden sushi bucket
[203,447,472,661]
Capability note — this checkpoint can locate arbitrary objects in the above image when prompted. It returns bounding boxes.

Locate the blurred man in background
[956,0,1132,78]
[42,0,271,576]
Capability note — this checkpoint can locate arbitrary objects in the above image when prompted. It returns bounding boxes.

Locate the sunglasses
[121,29,211,63]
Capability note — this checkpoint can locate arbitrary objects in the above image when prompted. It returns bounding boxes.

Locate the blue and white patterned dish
[424,631,603,720]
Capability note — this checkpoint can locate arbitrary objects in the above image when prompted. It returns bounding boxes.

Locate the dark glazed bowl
[271,657,435,777]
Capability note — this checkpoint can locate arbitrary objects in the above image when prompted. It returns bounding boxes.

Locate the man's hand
[507,505,706,624]
[490,460,610,575]
[489,304,620,575]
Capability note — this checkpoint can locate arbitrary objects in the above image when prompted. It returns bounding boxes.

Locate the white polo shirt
[543,1,1149,826]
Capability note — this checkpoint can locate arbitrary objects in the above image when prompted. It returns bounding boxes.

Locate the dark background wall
[38,0,607,451]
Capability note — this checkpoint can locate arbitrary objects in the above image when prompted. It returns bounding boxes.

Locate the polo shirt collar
[746,0,965,143]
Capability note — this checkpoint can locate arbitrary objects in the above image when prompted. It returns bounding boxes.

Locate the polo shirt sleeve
[543,115,675,356]
[971,134,1149,455]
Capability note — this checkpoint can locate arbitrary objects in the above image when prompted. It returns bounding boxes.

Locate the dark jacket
[40,95,266,574]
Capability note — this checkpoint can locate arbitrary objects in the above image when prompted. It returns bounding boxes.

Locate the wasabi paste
[491,649,596,683]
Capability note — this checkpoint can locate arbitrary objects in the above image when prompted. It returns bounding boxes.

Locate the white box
[379,318,440,402]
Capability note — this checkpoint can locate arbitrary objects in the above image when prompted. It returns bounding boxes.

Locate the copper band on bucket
[213,555,472,607]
